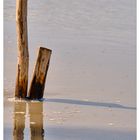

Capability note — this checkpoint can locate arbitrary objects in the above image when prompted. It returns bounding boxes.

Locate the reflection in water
[29,102,44,140]
[13,101,44,140]
[13,102,26,140]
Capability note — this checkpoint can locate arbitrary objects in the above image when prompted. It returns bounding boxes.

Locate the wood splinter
[28,47,52,99]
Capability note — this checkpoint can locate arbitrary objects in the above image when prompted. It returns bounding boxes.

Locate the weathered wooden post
[28,47,52,99]
[15,0,29,98]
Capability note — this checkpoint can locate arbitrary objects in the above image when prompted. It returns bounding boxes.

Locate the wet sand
[4,0,136,139]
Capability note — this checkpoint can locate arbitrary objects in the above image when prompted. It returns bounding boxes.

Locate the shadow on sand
[46,98,136,110]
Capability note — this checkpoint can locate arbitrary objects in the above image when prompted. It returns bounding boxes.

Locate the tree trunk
[15,0,29,98]
[28,47,52,99]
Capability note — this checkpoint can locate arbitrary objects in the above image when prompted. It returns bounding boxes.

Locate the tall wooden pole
[15,0,29,98]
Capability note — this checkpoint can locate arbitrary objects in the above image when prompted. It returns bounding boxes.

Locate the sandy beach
[4,0,136,139]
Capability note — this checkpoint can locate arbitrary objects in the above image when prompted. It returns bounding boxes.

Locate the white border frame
[0,0,3,139]
[137,0,139,139]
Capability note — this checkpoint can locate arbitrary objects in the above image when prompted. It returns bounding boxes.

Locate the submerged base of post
[28,47,52,99]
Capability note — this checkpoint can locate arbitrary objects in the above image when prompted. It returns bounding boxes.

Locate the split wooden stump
[28,47,52,99]
[15,0,52,99]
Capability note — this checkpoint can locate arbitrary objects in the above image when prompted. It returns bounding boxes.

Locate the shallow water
[4,0,136,140]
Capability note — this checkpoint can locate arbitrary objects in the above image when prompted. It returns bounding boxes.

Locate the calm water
[4,0,136,140]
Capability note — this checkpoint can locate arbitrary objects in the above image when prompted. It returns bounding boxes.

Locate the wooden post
[15,0,29,98]
[28,47,52,99]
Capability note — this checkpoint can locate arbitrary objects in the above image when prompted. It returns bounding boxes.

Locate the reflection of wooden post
[29,102,44,140]
[13,102,26,140]
[15,0,29,98]
[28,47,52,99]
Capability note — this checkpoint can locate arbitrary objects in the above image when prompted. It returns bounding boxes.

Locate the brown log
[28,47,52,99]
[15,0,29,98]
